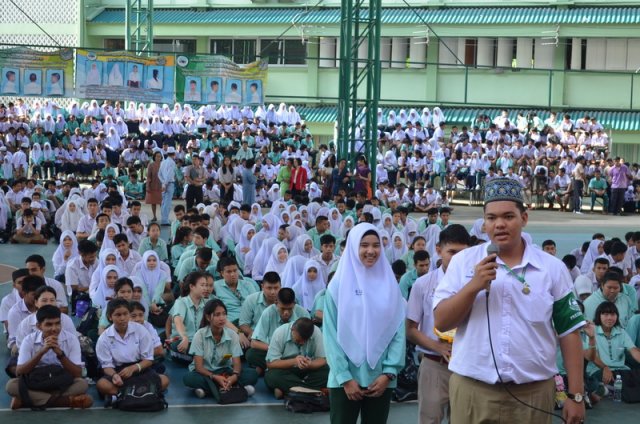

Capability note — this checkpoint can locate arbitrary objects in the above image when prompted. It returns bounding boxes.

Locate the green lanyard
[501,263,531,295]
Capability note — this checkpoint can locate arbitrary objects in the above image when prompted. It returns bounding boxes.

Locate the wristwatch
[566,392,584,403]
[383,373,396,381]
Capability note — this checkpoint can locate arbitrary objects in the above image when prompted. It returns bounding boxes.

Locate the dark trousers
[185,184,203,210]
[245,348,267,370]
[329,387,392,424]
[264,365,329,393]
[183,367,258,402]
[572,180,584,212]
[611,187,626,214]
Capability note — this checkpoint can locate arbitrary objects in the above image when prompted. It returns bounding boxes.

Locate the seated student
[292,260,326,312]
[239,271,281,340]
[1,268,29,335]
[401,236,427,271]
[170,204,187,242]
[76,198,100,240]
[89,249,120,298]
[25,254,69,313]
[542,239,557,256]
[6,305,93,410]
[7,275,46,377]
[133,251,173,328]
[96,299,170,401]
[175,247,218,282]
[15,286,76,349]
[398,250,431,300]
[98,278,137,335]
[12,208,47,244]
[584,272,637,328]
[586,257,610,291]
[114,233,142,275]
[312,234,339,278]
[214,258,260,326]
[138,222,168,262]
[171,227,193,269]
[311,271,334,327]
[586,301,640,394]
[124,216,146,252]
[168,271,209,365]
[264,317,329,399]
[246,288,309,374]
[89,212,111,241]
[91,265,122,316]
[65,240,99,313]
[129,301,165,359]
[183,299,258,401]
[124,173,144,200]
[175,227,219,276]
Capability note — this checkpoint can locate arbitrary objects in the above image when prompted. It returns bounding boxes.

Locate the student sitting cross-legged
[96,299,170,402]
[6,305,93,410]
[183,299,258,401]
[245,288,309,375]
[264,317,329,399]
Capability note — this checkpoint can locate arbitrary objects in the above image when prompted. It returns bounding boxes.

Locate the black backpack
[284,387,329,414]
[76,306,99,337]
[114,369,168,412]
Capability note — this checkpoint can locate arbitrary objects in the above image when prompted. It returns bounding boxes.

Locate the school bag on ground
[284,386,330,413]
[114,369,168,412]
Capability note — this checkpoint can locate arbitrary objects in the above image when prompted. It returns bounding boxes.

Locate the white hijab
[581,239,604,273]
[251,237,279,280]
[281,255,309,289]
[290,234,319,259]
[264,242,288,275]
[292,260,326,310]
[60,200,84,233]
[328,223,406,368]
[100,223,121,252]
[52,230,79,275]
[391,231,408,262]
[108,64,123,86]
[91,265,120,309]
[134,250,168,300]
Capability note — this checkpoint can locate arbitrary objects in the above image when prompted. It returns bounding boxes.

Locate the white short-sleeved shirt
[407,267,444,356]
[96,321,154,369]
[16,312,76,348]
[18,329,82,367]
[45,277,69,308]
[433,241,585,385]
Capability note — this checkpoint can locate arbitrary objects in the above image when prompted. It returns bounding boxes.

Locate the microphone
[485,243,500,294]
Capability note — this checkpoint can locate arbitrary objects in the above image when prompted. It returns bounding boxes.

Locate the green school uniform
[238,292,272,330]
[213,279,260,324]
[252,304,310,345]
[587,326,636,376]
[170,295,205,341]
[188,326,242,372]
[266,322,325,362]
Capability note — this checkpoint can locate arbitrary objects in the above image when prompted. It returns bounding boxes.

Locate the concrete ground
[0,203,638,422]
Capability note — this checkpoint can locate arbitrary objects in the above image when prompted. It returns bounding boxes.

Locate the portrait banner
[76,49,175,103]
[175,55,267,105]
[0,47,74,97]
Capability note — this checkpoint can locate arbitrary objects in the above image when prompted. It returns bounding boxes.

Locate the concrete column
[534,39,554,69]
[319,37,336,68]
[476,38,493,67]
[409,40,427,68]
[380,38,391,69]
[516,37,533,68]
[570,38,582,70]
[425,39,439,102]
[496,38,513,68]
[391,37,407,68]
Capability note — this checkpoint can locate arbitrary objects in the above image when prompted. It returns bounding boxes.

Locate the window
[104,38,125,50]
[153,39,196,54]
[210,39,257,64]
[259,39,306,65]
[464,39,477,66]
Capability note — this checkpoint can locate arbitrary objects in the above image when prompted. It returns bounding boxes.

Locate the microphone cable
[485,291,567,423]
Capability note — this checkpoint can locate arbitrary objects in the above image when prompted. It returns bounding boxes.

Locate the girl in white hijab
[260,214,281,239]
[251,237,279,281]
[290,234,320,259]
[580,239,605,274]
[264,242,288,275]
[339,215,355,238]
[244,231,268,276]
[265,104,277,125]
[133,250,171,312]
[390,231,408,262]
[287,105,300,125]
[308,182,322,200]
[276,103,289,124]
[59,199,84,233]
[267,183,281,203]
[234,224,256,272]
[100,223,121,253]
[386,110,397,127]
[420,107,431,128]
[280,255,308,289]
[292,260,326,311]
[329,207,343,235]
[249,203,263,224]
[324,223,405,421]
[52,230,79,278]
[431,107,445,127]
[91,265,121,310]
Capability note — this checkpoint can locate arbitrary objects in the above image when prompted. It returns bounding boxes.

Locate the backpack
[114,369,168,412]
[284,387,330,414]
[393,342,418,402]
[76,306,99,337]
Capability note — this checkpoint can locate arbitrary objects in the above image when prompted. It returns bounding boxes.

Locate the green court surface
[0,205,638,422]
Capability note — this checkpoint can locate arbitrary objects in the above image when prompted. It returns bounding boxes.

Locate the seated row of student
[6,305,93,409]
[174,227,221,281]
[583,271,638,328]
[96,299,170,400]
[183,299,259,401]
[245,287,309,374]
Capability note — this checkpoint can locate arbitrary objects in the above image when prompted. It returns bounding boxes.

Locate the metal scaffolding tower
[337,0,382,185]
[125,0,154,54]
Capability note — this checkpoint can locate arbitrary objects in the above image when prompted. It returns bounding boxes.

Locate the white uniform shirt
[18,329,82,367]
[407,267,445,355]
[433,241,585,385]
[96,321,154,369]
